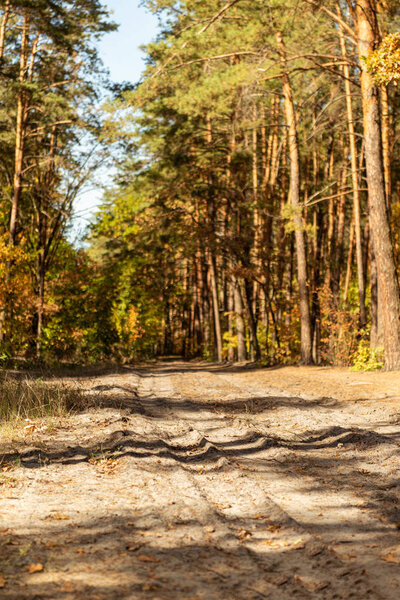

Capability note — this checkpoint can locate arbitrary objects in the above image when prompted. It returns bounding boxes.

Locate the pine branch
[303,0,357,41]
[198,0,244,34]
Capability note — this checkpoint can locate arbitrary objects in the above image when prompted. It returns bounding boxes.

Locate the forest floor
[1,361,400,599]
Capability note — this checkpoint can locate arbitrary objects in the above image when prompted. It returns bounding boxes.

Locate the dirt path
[1,361,400,599]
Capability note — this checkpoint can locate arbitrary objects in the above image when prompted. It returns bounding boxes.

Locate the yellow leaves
[261,537,304,550]
[237,529,252,540]
[142,583,158,591]
[0,574,6,588]
[366,33,400,85]
[88,456,119,475]
[23,419,47,435]
[46,513,70,521]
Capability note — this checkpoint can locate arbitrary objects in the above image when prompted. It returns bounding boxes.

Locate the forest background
[1,0,400,371]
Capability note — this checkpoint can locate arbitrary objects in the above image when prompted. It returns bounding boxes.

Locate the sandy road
[1,360,400,599]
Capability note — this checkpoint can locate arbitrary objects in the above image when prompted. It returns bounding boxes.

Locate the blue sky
[99,0,159,84]
[72,0,159,239]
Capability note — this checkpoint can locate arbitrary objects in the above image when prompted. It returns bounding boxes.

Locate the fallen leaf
[125,543,142,552]
[237,529,252,540]
[27,563,44,574]
[47,513,70,521]
[0,575,6,588]
[381,552,400,564]
[60,583,75,592]
[252,513,265,520]
[142,584,157,591]
[136,554,159,563]
[204,525,215,533]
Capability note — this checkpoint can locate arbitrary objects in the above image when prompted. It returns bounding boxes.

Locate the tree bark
[276,31,313,364]
[0,0,10,64]
[380,84,391,205]
[356,0,400,369]
[9,10,30,246]
[234,278,246,362]
[338,9,367,329]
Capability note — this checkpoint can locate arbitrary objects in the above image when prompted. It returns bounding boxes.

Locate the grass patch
[0,374,86,424]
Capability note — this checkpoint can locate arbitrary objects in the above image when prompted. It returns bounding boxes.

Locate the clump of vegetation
[366,33,400,85]
[350,341,384,372]
[0,375,85,423]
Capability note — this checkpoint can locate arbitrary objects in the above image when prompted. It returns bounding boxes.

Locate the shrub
[350,340,384,372]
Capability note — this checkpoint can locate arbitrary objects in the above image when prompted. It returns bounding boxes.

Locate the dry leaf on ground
[136,554,159,563]
[381,552,400,564]
[47,513,70,520]
[26,563,44,574]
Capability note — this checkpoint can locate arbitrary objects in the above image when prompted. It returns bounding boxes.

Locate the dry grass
[0,374,86,424]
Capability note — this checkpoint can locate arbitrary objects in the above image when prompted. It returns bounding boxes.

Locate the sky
[71,0,159,239]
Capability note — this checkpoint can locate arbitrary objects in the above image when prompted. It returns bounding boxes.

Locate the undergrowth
[350,341,385,371]
[0,374,86,424]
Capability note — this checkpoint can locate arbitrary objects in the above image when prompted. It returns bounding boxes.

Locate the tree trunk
[338,8,367,329]
[380,84,391,206]
[0,0,10,64]
[9,10,30,246]
[209,252,223,362]
[0,10,30,343]
[234,278,246,362]
[356,0,400,369]
[276,31,312,364]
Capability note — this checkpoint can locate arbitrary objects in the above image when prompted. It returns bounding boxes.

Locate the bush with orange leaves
[319,283,360,366]
[0,236,36,354]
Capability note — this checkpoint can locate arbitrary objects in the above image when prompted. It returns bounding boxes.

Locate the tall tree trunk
[356,0,400,369]
[380,83,391,206]
[234,278,246,362]
[338,7,367,329]
[9,10,30,246]
[276,31,312,364]
[227,278,235,362]
[0,0,10,64]
[0,10,30,343]
[343,218,355,303]
[331,151,348,295]
[209,252,223,362]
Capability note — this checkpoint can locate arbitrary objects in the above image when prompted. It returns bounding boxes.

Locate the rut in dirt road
[1,360,400,599]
